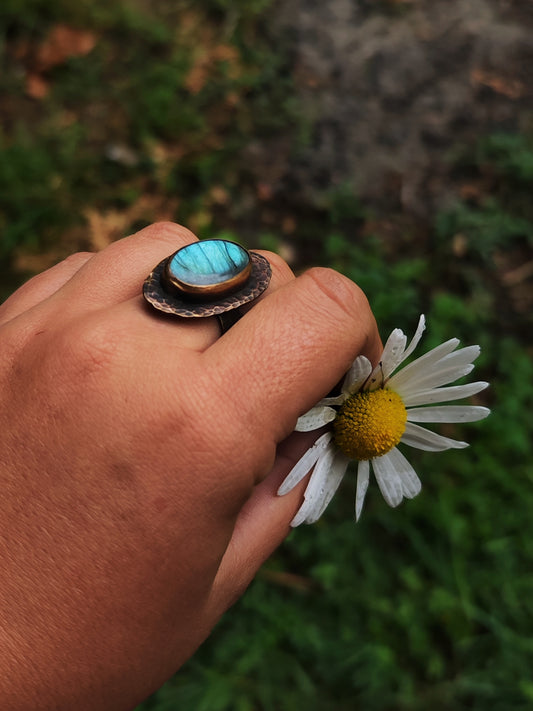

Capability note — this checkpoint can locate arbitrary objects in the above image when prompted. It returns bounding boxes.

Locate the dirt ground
[253,0,533,219]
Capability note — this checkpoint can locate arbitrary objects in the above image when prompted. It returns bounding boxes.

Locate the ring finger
[31,222,296,353]
[104,244,296,353]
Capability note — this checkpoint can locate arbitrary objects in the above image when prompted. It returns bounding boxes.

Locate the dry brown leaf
[185,44,241,94]
[212,45,240,69]
[84,196,179,251]
[281,215,297,234]
[14,249,66,274]
[209,185,230,205]
[452,233,468,258]
[256,182,274,201]
[184,50,211,94]
[84,209,127,251]
[25,73,50,99]
[502,260,533,287]
[470,68,526,99]
[459,182,484,201]
[36,24,97,72]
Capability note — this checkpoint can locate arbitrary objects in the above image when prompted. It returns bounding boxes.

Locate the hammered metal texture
[143,252,271,317]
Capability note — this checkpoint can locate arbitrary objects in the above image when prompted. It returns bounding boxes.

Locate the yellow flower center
[333,389,407,461]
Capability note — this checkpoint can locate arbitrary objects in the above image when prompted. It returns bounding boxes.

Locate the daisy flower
[278,315,490,525]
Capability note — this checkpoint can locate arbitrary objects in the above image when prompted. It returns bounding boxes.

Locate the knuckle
[304,266,369,320]
[304,267,379,360]
[61,251,93,266]
[134,221,198,248]
[256,250,294,283]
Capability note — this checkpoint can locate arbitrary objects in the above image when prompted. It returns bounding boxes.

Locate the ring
[143,239,271,331]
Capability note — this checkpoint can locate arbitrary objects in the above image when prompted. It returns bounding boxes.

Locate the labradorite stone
[168,240,250,287]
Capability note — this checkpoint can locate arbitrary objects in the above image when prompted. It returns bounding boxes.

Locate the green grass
[1,2,532,709]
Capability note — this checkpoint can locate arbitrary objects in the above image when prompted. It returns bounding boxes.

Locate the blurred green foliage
[1,1,532,710]
[476,132,533,185]
[0,0,294,296]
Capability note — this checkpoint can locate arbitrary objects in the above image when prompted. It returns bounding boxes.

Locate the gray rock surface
[262,0,533,215]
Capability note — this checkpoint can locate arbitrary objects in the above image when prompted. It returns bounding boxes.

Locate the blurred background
[1,0,532,709]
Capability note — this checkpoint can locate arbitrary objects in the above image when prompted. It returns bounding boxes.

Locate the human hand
[0,222,380,710]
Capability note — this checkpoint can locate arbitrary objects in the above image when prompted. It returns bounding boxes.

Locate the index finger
[204,267,381,443]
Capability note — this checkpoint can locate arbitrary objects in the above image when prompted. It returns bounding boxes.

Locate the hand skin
[0,222,380,710]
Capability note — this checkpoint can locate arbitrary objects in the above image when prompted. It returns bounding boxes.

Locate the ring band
[143,239,271,330]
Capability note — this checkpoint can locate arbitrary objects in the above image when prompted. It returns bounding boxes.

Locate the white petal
[401,422,469,451]
[375,316,427,386]
[304,451,350,524]
[398,362,476,395]
[376,328,407,380]
[383,447,422,499]
[277,432,332,495]
[408,344,480,389]
[371,453,404,507]
[407,405,491,423]
[355,459,370,521]
[398,314,426,365]
[318,394,346,407]
[387,338,460,391]
[289,444,336,527]
[402,381,489,406]
[403,345,481,391]
[440,344,481,368]
[295,406,337,432]
[342,355,372,395]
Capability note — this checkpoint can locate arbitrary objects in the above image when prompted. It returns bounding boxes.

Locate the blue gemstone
[168,240,250,288]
